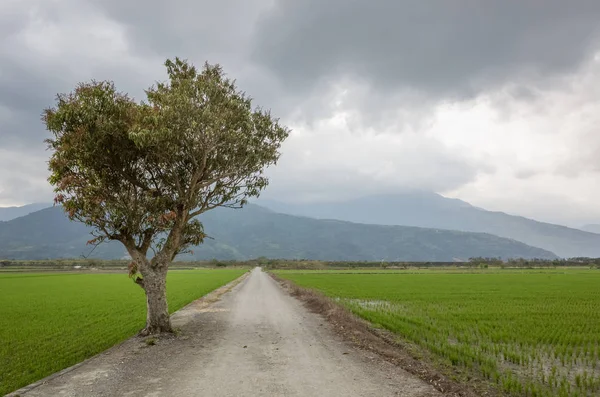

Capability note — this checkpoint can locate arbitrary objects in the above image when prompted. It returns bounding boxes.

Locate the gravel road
[13,268,440,397]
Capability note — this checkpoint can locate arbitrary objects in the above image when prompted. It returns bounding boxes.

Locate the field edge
[269,272,499,397]
[5,271,250,397]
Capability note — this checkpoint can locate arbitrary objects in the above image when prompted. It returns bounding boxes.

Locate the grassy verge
[271,272,479,396]
[274,269,600,397]
[0,269,246,395]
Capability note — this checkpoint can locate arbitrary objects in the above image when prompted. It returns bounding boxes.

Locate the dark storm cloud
[0,59,64,147]
[252,0,600,99]
[0,0,274,204]
[89,0,268,59]
[1,0,600,215]
[86,0,290,115]
[0,62,49,112]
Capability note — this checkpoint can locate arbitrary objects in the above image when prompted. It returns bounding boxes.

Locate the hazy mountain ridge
[0,204,556,261]
[581,224,600,234]
[257,193,600,258]
[0,203,53,222]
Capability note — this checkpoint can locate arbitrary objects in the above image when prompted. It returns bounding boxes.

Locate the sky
[1,0,600,227]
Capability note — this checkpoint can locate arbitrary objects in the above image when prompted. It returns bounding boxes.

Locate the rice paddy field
[0,269,246,395]
[275,269,600,397]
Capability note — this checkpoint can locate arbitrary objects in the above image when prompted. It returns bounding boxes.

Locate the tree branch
[133,276,145,288]
[138,228,155,255]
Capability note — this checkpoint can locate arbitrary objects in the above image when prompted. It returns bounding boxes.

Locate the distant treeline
[468,256,600,268]
[0,258,245,270]
[1,256,599,270]
[260,257,600,269]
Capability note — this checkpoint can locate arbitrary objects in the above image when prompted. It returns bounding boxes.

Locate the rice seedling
[276,269,600,396]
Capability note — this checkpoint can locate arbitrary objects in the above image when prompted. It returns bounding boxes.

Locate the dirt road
[14,268,440,397]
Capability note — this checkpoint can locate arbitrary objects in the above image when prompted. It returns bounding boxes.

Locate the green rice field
[0,269,246,395]
[275,269,600,397]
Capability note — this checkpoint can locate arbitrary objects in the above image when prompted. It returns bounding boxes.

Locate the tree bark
[140,265,173,335]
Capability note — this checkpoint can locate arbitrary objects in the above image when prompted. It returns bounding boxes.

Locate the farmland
[0,269,246,395]
[275,269,600,397]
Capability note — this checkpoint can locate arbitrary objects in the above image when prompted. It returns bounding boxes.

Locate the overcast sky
[1,0,600,227]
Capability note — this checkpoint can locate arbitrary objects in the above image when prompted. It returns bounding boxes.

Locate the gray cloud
[261,128,489,203]
[1,0,599,226]
[78,1,293,118]
[0,61,63,148]
[89,0,269,63]
[252,0,600,100]
[514,168,540,180]
[0,147,52,205]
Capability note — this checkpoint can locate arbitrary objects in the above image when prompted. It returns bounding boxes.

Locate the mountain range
[0,203,53,221]
[0,204,556,262]
[581,224,600,234]
[257,192,600,258]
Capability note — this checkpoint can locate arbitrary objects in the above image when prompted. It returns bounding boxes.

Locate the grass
[0,269,246,395]
[275,268,600,397]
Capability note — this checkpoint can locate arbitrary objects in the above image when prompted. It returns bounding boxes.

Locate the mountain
[257,192,600,258]
[0,206,126,259]
[581,224,600,234]
[0,203,53,221]
[0,205,557,261]
[582,225,600,234]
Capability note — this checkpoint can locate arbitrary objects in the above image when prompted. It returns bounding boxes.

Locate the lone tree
[44,58,289,335]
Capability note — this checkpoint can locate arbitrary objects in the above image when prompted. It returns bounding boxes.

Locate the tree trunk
[140,266,173,335]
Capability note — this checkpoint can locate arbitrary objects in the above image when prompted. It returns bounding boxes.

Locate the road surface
[14,268,440,397]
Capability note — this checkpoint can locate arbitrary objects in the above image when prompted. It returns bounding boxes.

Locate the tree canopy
[43,58,290,334]
[45,58,289,260]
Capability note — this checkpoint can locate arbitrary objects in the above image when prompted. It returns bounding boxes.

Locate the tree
[43,58,290,335]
